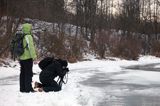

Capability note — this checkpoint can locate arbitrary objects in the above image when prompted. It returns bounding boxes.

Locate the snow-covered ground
[1,55,160,106]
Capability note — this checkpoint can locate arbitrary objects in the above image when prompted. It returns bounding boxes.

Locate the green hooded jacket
[19,23,37,60]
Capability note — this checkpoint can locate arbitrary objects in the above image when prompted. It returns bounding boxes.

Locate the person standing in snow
[19,21,37,92]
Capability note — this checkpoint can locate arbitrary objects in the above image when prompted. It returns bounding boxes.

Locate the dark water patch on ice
[124,63,160,72]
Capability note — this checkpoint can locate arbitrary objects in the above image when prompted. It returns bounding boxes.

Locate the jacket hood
[22,23,32,34]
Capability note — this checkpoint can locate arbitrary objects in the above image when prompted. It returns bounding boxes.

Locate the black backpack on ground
[10,32,28,60]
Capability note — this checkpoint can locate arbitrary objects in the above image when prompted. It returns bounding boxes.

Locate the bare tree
[0,0,22,58]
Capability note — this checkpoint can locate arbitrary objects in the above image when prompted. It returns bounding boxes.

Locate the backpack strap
[24,34,29,49]
[18,34,29,57]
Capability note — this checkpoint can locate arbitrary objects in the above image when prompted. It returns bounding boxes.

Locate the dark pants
[19,59,33,92]
[40,74,61,92]
[42,80,61,92]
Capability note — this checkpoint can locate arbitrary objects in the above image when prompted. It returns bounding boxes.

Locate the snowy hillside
[16,18,80,37]
[1,55,160,106]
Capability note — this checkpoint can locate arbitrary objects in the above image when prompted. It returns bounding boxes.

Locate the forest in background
[0,0,160,62]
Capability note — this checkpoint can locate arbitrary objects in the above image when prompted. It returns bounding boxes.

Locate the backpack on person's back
[38,57,55,70]
[10,32,28,60]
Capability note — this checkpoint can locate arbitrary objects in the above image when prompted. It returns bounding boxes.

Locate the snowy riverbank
[1,56,160,106]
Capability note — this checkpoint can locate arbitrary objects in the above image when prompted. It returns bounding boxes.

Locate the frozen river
[80,63,160,106]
